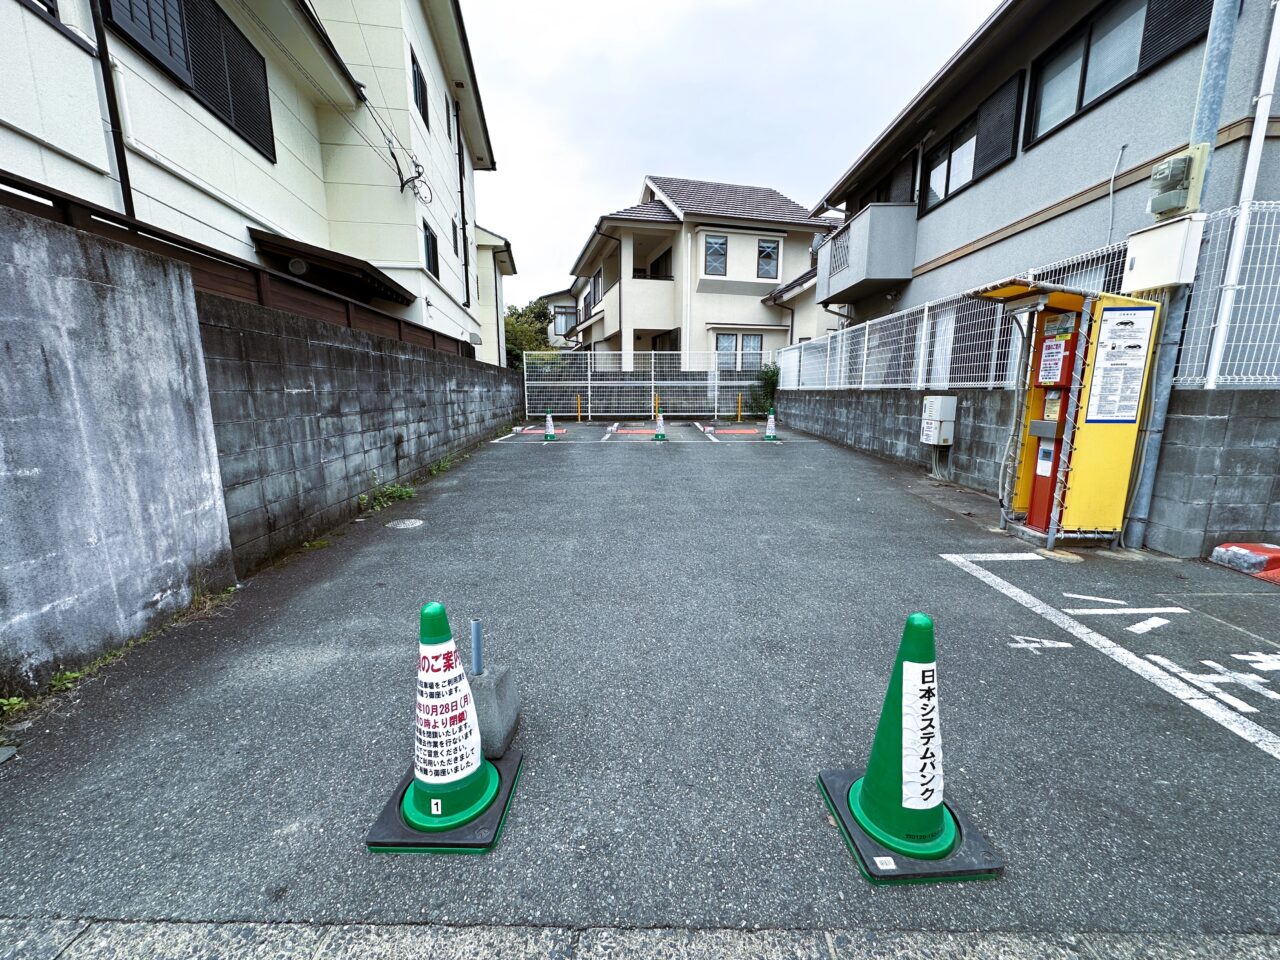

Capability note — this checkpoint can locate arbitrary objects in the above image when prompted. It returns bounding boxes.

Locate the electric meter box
[920,395,956,446]
[921,418,954,445]
[922,395,957,421]
[1121,214,1205,292]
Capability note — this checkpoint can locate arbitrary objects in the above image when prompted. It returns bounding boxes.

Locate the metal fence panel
[524,351,773,418]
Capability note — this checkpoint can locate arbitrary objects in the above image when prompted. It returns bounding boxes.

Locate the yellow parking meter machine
[966,279,1162,550]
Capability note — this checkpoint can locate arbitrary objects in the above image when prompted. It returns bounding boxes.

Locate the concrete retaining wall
[0,209,234,694]
[1146,390,1280,558]
[776,388,1018,495]
[777,386,1280,559]
[199,293,523,575]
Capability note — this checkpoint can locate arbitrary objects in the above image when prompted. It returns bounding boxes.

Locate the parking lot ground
[1,426,1277,958]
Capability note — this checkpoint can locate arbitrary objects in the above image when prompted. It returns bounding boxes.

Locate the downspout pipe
[1125,0,1258,546]
[87,0,134,218]
[455,100,471,310]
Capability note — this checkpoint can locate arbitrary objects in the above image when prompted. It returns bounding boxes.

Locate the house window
[705,235,728,276]
[553,306,576,336]
[591,269,603,302]
[423,221,439,278]
[1028,0,1208,144]
[757,240,779,280]
[741,333,764,370]
[411,52,429,130]
[921,72,1022,211]
[107,0,275,161]
[716,333,738,370]
[452,219,459,256]
[445,90,452,141]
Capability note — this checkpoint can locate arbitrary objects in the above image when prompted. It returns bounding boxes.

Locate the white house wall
[0,1,117,210]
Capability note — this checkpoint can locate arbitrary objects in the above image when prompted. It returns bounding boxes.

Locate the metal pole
[1124,0,1240,545]
[470,618,484,676]
[1123,286,1189,546]
[861,325,870,387]
[1189,0,1240,193]
[587,355,593,421]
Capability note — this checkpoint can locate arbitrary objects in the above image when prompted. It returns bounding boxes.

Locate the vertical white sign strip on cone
[545,413,554,436]
[766,412,777,437]
[901,660,944,809]
[415,637,482,784]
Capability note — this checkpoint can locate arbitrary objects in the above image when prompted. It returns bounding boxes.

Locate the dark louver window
[1139,0,1213,71]
[106,0,275,162]
[973,72,1023,179]
[105,0,192,84]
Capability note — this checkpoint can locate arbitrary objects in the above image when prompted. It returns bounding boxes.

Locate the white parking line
[1063,592,1126,605]
[1063,606,1188,616]
[1127,616,1171,634]
[942,552,1280,762]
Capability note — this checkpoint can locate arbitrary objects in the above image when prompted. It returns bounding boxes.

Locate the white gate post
[861,324,870,388]
[586,354,593,420]
[987,306,1005,389]
[916,304,931,389]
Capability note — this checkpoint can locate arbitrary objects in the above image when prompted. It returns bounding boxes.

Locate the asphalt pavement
[2,418,1278,957]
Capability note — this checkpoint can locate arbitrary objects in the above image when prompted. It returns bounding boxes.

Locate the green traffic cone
[654,409,667,441]
[848,612,956,859]
[764,407,777,441]
[816,612,1003,884]
[366,602,524,854]
[401,603,500,831]
[544,409,557,441]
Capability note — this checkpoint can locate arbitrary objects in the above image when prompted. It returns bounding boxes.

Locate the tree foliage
[504,298,554,371]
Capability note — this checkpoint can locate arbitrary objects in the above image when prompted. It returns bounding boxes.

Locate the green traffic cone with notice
[817,612,1003,884]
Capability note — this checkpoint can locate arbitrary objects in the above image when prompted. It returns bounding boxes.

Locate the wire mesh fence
[780,205,1280,392]
[780,243,1128,391]
[523,351,773,419]
[1174,201,1280,387]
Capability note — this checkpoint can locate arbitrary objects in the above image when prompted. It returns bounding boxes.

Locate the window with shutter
[423,222,439,278]
[107,0,274,161]
[973,72,1023,179]
[105,0,192,84]
[1139,0,1213,71]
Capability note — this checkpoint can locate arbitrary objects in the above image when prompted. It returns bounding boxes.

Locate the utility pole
[1124,0,1240,549]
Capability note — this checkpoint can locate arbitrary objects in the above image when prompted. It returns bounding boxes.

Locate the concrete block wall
[0,209,235,694]
[198,293,523,575]
[776,389,1018,495]
[1145,390,1280,558]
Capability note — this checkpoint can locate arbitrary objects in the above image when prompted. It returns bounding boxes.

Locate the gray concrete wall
[776,388,1018,495]
[0,209,234,694]
[199,294,523,575]
[1146,389,1280,558]
[778,386,1280,560]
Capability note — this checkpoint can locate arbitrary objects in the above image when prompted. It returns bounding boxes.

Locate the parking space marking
[942,552,1280,761]
[1062,606,1188,615]
[1127,616,1171,634]
[1063,592,1126,604]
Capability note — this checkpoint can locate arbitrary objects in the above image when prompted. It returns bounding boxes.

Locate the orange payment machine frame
[966,279,1162,550]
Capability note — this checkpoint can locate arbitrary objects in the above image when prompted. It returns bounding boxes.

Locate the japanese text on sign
[1085,307,1156,424]
[901,660,943,810]
[413,637,481,785]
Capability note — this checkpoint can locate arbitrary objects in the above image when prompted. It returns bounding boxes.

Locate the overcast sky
[467,0,1004,307]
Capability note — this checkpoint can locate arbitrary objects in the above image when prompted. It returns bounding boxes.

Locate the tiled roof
[648,175,833,229]
[606,199,680,223]
[763,267,818,303]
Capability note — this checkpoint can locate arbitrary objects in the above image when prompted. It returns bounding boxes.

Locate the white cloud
[466,0,1003,305]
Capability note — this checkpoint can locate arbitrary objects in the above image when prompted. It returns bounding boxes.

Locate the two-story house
[560,176,836,369]
[0,0,513,359]
[811,0,1276,326]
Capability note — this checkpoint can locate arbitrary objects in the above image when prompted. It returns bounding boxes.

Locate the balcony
[816,202,917,304]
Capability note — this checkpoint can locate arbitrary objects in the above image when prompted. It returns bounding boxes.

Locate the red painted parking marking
[523,427,565,434]
[716,429,759,435]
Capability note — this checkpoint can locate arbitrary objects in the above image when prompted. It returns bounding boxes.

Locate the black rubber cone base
[366,750,523,855]
[818,767,1003,885]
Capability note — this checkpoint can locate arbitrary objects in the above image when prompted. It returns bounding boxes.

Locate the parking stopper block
[817,612,1002,884]
[366,602,521,854]
[654,409,667,441]
[544,410,557,441]
[764,408,778,441]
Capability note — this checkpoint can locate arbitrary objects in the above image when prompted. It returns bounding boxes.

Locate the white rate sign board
[1085,307,1157,424]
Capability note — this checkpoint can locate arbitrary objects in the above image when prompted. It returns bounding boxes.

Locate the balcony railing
[816,202,917,304]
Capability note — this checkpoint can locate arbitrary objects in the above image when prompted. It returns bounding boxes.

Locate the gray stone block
[469,665,520,759]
